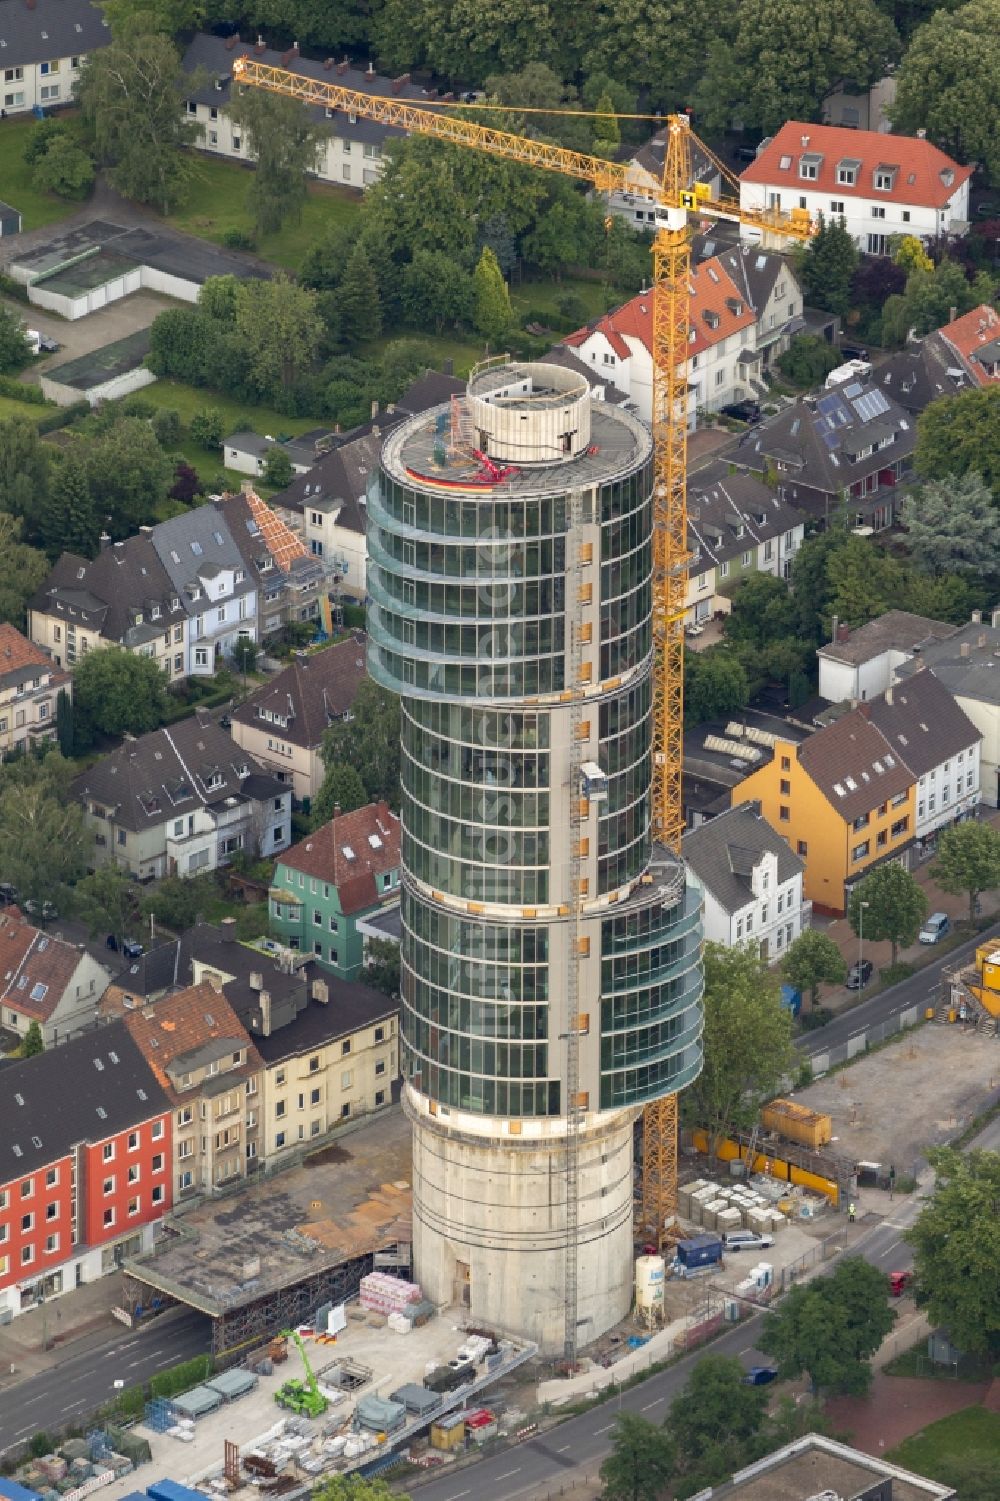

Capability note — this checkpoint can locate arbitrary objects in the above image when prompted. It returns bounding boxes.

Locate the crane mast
[232,55,812,1236]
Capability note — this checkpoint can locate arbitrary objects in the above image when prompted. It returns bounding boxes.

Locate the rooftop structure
[704,1432,954,1499]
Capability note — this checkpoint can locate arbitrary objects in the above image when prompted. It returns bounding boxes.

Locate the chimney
[831,613,839,643]
[371,399,380,419]
[800,133,810,148]
[206,971,223,993]
[99,532,112,550]
[220,916,237,942]
[748,799,762,818]
[366,58,376,76]
[949,306,958,325]
[333,802,342,819]
[259,990,272,1036]
[139,524,154,534]
[992,608,1000,630]
[254,34,265,53]
[858,702,871,720]
[916,127,926,139]
[972,610,983,624]
[391,72,411,95]
[837,621,850,644]
[979,632,987,648]
[337,56,349,74]
[311,978,329,1004]
[323,56,334,70]
[885,686,893,705]
[249,970,263,990]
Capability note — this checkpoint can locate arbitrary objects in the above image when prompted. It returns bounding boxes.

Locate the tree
[915,388,1000,500]
[337,244,382,349]
[312,1475,405,1501]
[663,1354,770,1497]
[906,1148,1000,1355]
[85,417,172,536]
[776,333,841,388]
[234,275,324,397]
[22,1020,44,1057]
[930,820,1000,923]
[189,407,224,450]
[892,0,1000,186]
[782,929,847,1009]
[684,648,750,724]
[882,259,994,344]
[76,30,200,213]
[0,416,50,520]
[231,637,258,676]
[824,533,907,629]
[472,246,513,343]
[592,90,621,158]
[400,251,472,335]
[56,688,74,758]
[901,472,1000,576]
[170,462,202,504]
[32,135,95,200]
[152,407,182,447]
[599,1412,676,1501]
[893,234,934,275]
[263,447,294,490]
[38,451,100,559]
[75,864,141,952]
[0,771,87,914]
[312,762,369,826]
[140,874,208,933]
[848,862,928,965]
[365,937,401,997]
[0,305,32,375]
[72,646,169,747]
[684,943,795,1157]
[795,214,860,319]
[0,514,50,629]
[228,88,325,238]
[320,679,401,808]
[100,0,206,34]
[760,1257,895,1394]
[722,573,799,650]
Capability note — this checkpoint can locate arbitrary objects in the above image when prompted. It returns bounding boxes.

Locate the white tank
[635,1254,666,1313]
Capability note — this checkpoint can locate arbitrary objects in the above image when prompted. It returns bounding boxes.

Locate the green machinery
[275,1328,329,1419]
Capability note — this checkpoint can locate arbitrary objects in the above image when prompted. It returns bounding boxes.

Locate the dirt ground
[825,1372,990,1455]
[3,290,177,377]
[795,1020,1000,1173]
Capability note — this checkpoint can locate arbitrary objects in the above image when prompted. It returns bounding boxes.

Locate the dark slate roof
[245,981,398,1064]
[112,939,184,1000]
[231,636,368,751]
[0,0,109,68]
[180,31,427,151]
[182,923,306,1013]
[867,671,981,779]
[875,340,961,413]
[817,610,956,668]
[742,382,916,498]
[687,472,805,572]
[631,130,720,193]
[895,614,1000,707]
[683,800,805,916]
[797,707,911,821]
[540,345,630,403]
[699,241,798,329]
[71,709,285,834]
[1,1020,169,1181]
[29,535,187,647]
[150,502,257,606]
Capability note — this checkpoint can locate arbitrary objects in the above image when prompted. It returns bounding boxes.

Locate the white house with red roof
[934,305,1000,388]
[563,247,803,425]
[739,122,972,256]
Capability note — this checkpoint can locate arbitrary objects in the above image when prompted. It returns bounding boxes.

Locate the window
[375,1060,386,1077]
[871,205,886,219]
[375,1090,385,1107]
[127,1164,140,1185]
[179,1170,193,1191]
[46,1202,58,1221]
[735,918,743,940]
[745,912,753,933]
[117,829,127,847]
[152,1185,164,1205]
[874,169,895,191]
[310,1087,320,1105]
[341,1070,352,1089]
[313,908,323,927]
[128,1131,138,1152]
[275,1131,286,1149]
[151,1120,163,1139]
[21,1213,33,1232]
[275,1100,286,1118]
[276,1069,286,1086]
[781,755,791,771]
[103,1143,114,1162]
[342,1040,351,1056]
[780,779,791,796]
[777,891,784,915]
[797,840,808,856]
[341,1103,351,1118]
[837,163,858,186]
[374,1026,385,1043]
[867,233,889,256]
[21,1245,34,1266]
[852,813,870,832]
[128,1197,140,1217]
[779,805,790,822]
[309,1054,320,1073]
[830,200,845,214]
[877,829,888,847]
[851,840,870,862]
[103,1177,114,1196]
[103,1208,115,1228]
[891,816,909,837]
[20,1179,33,1200]
[715,369,726,388]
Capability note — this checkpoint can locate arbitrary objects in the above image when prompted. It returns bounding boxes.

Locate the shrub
[150,1353,212,1399]
[189,406,224,450]
[880,961,915,985]
[342,603,366,629]
[120,395,156,419]
[28,1433,52,1459]
[152,407,182,447]
[0,375,47,404]
[221,227,256,251]
[799,1006,834,1031]
[37,401,90,434]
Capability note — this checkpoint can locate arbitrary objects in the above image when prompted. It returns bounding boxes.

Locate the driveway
[6,291,176,380]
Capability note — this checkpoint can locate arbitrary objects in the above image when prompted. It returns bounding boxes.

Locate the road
[0,1307,209,1455]
[799,917,1000,1058]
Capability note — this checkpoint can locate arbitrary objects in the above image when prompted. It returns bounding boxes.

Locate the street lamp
[858,899,870,980]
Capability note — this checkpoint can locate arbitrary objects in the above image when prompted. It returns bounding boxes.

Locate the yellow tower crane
[232,57,814,1229]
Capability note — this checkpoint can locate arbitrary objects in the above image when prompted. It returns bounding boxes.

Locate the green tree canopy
[234,274,324,396]
[72,646,169,748]
[0,416,50,521]
[722,573,800,650]
[32,134,95,199]
[472,246,513,343]
[0,306,33,375]
[930,820,1000,923]
[312,763,369,827]
[0,764,87,914]
[320,679,401,808]
[312,1474,405,1501]
[22,1020,44,1056]
[901,472,1000,576]
[337,244,383,349]
[599,1411,677,1501]
[77,29,200,213]
[794,214,860,319]
[915,387,1000,500]
[685,647,750,724]
[85,416,172,537]
[760,1257,895,1393]
[892,0,1000,185]
[401,251,472,334]
[848,862,928,964]
[782,929,848,1009]
[0,514,50,629]
[776,333,841,388]
[228,88,324,238]
[663,1354,770,1497]
[263,447,294,491]
[75,864,142,951]
[882,259,994,345]
[364,937,401,997]
[684,942,795,1156]
[906,1147,1000,1355]
[37,451,100,559]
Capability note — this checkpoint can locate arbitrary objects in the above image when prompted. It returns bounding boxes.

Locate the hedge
[0,375,47,404]
[37,400,90,434]
[150,1352,212,1400]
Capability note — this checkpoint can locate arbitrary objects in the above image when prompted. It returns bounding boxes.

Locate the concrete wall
[406,1087,640,1354]
[41,365,157,409]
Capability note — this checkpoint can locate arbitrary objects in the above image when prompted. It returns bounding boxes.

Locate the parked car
[919,912,950,945]
[720,400,762,424]
[845,958,874,990]
[889,1270,913,1297]
[23,898,58,922]
[0,882,18,905]
[724,1229,775,1252]
[106,934,144,958]
[840,343,869,361]
[743,1366,778,1385]
[38,333,60,353]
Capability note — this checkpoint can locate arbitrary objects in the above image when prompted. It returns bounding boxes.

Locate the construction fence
[805,1002,926,1077]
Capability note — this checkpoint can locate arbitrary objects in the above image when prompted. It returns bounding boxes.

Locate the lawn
[886,1406,1000,1481]
[139,377,322,441]
[0,392,56,423]
[510,273,623,325]
[0,116,85,232]
[164,154,362,273]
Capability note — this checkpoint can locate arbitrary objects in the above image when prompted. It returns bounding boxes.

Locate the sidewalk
[0,1275,123,1385]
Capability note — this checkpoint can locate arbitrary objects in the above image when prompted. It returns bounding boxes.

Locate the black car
[107,934,144,958]
[0,882,18,905]
[720,400,762,424]
[23,898,58,921]
[38,333,60,353]
[840,344,868,362]
[846,958,874,990]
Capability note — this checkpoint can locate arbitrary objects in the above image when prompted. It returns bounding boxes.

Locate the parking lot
[4,290,175,379]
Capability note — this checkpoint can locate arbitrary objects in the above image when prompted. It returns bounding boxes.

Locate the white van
[723,1229,775,1252]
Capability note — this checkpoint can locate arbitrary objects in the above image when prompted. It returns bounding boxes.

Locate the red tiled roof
[740,123,972,209]
[0,624,68,690]
[939,304,1000,387]
[121,980,261,1104]
[243,487,308,574]
[0,911,87,1022]
[279,801,400,915]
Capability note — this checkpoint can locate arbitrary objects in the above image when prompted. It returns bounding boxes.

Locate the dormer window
[799,153,822,181]
[837,159,860,186]
[874,165,897,192]
[151,605,161,620]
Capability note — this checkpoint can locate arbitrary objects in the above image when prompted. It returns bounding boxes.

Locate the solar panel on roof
[822,431,840,448]
[816,394,841,417]
[854,389,891,422]
[843,381,863,397]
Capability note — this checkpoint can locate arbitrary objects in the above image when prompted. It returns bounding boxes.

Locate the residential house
[821,75,897,134]
[740,380,916,530]
[28,534,190,682]
[0,624,70,759]
[682,710,815,830]
[229,637,369,803]
[683,800,808,961]
[0,909,112,1047]
[739,122,972,254]
[736,704,917,914]
[867,671,981,849]
[894,609,1000,807]
[686,474,806,626]
[185,921,399,1156]
[180,32,426,189]
[562,248,804,426]
[215,486,326,636]
[932,304,1000,389]
[72,708,292,879]
[122,982,264,1197]
[0,0,108,115]
[270,802,401,980]
[0,1022,171,1322]
[150,506,258,676]
[817,609,958,704]
[605,129,722,230]
[222,429,335,480]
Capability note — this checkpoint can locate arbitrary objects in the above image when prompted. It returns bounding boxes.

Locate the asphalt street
[0,1307,209,1455]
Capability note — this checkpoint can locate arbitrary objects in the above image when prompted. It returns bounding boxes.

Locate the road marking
[21,1395,46,1408]
[596,1423,614,1434]
[126,1358,145,1368]
[555,1445,571,1452]
[64,1400,87,1412]
[640,1398,663,1411]
[878,1239,900,1260]
[494,1470,521,1481]
[739,1345,753,1355]
[444,1491,470,1499]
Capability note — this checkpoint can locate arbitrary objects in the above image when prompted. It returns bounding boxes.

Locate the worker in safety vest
[848,1202,856,1222]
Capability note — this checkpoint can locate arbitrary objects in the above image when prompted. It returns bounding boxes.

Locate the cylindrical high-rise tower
[368,361,703,1353]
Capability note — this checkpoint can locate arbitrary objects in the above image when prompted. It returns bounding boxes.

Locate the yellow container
[947,1009,957,1023]
[925,1007,936,1020]
[430,1418,466,1452]
[760,1098,833,1151]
